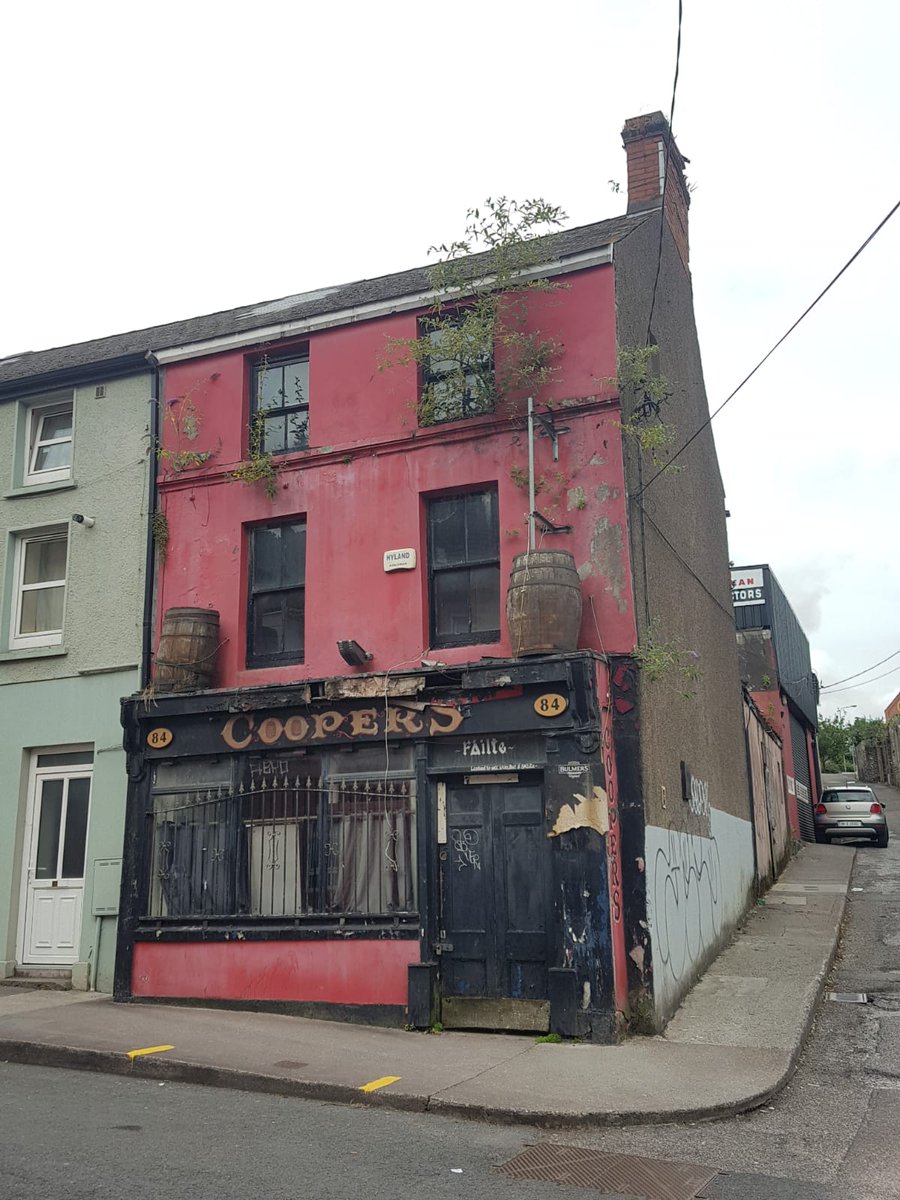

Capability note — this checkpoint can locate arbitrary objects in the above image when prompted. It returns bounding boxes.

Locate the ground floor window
[146,745,416,921]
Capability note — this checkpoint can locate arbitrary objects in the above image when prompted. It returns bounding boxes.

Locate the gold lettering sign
[534,693,568,718]
[220,703,464,751]
[147,727,174,749]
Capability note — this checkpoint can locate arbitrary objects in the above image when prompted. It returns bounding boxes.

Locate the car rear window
[822,789,875,803]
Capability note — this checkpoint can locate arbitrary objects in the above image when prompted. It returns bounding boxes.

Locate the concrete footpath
[0,843,854,1128]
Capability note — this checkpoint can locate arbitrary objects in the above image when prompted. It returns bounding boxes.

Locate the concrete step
[1,969,72,992]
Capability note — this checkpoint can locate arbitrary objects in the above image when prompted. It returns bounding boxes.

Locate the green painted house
[0,342,153,991]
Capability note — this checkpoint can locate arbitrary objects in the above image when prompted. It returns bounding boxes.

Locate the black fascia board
[0,353,150,401]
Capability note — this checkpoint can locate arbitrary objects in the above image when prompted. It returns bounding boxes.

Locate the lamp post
[837,705,858,774]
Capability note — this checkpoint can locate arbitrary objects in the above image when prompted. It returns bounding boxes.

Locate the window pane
[286,360,309,407]
[429,498,466,566]
[20,585,65,635]
[433,569,470,639]
[23,538,67,585]
[35,780,63,879]
[286,411,309,450]
[61,777,90,878]
[465,490,499,559]
[281,524,306,585]
[34,441,73,472]
[37,751,94,768]
[469,564,501,635]
[256,364,285,411]
[40,411,73,441]
[282,589,305,655]
[251,526,284,590]
[263,412,287,454]
[251,592,288,657]
[153,758,232,790]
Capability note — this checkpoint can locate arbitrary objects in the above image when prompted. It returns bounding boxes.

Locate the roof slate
[0,213,648,390]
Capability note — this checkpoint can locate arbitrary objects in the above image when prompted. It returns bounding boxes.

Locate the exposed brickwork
[621,112,690,271]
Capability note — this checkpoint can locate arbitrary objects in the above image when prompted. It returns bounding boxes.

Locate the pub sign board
[140,685,578,759]
[731,566,766,608]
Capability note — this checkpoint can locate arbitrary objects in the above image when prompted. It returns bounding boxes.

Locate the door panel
[21,768,91,966]
[441,781,550,1025]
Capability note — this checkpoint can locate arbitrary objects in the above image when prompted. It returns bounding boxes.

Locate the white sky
[2,1,897,720]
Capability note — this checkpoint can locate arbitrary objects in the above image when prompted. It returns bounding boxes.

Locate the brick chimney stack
[621,112,690,271]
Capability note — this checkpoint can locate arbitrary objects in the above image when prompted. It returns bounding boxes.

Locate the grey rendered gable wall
[614,213,756,1028]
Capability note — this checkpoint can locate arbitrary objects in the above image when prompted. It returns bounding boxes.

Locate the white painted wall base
[645,807,755,1025]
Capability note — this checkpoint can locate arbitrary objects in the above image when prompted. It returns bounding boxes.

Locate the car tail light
[815,804,827,815]
[871,803,883,814]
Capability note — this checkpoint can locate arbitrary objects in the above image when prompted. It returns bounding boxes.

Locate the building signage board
[731,566,766,607]
[383,548,416,572]
[430,735,546,773]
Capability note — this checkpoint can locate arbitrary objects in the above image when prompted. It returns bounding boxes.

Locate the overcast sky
[2,1,897,719]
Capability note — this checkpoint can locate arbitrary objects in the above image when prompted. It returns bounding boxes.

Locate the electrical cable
[821,663,900,697]
[636,195,900,497]
[820,648,900,691]
[644,0,684,345]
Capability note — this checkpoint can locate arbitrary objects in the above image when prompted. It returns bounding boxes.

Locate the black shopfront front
[117,653,617,1039]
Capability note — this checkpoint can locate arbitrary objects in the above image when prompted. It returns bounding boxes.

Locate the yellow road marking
[127,1044,175,1060]
[359,1075,401,1093]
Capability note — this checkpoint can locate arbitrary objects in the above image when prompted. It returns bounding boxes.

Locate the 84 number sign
[533,693,568,718]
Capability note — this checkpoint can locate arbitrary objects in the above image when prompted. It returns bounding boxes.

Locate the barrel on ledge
[153,607,221,692]
[506,550,583,657]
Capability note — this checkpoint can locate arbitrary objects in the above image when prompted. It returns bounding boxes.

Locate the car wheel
[815,830,827,844]
[877,828,889,848]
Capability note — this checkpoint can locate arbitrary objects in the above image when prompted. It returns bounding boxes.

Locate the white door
[19,750,93,967]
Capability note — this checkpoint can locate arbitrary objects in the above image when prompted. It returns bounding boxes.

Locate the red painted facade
[155,266,637,688]
[136,261,639,1026]
[132,939,417,1005]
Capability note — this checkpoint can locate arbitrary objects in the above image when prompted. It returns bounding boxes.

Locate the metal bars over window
[146,760,416,921]
[427,488,500,647]
[251,354,309,455]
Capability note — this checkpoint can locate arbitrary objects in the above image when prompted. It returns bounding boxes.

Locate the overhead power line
[644,0,684,345]
[636,195,900,497]
[821,648,900,691]
[820,662,900,698]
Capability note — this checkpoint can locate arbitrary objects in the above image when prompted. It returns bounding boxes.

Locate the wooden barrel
[506,551,582,656]
[153,607,221,692]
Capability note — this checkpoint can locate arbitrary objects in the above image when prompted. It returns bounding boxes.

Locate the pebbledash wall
[0,374,149,989]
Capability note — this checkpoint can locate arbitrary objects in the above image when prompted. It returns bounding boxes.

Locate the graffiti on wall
[646,807,755,1018]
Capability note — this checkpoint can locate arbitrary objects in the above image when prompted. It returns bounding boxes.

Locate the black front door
[439,780,551,1030]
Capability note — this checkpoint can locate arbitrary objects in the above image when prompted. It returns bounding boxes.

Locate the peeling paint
[628,944,645,971]
[594,483,611,504]
[582,981,591,1009]
[548,785,610,838]
[577,562,594,581]
[589,454,607,466]
[589,516,627,613]
[636,857,645,873]
[567,485,587,512]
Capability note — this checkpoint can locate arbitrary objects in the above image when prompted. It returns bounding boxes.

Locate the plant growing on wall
[634,620,702,699]
[612,345,681,471]
[230,356,280,499]
[150,509,170,563]
[156,384,218,475]
[382,197,568,425]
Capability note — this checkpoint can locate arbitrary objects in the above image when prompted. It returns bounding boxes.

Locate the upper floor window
[247,520,306,667]
[251,354,309,455]
[419,313,494,426]
[427,489,500,648]
[10,527,69,650]
[25,398,74,485]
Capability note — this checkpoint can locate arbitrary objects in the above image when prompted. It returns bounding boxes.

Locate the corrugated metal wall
[790,709,815,841]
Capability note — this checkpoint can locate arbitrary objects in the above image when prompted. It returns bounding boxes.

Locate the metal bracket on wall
[532,510,573,535]
[531,410,570,462]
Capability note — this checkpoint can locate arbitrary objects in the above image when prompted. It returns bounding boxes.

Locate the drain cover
[496,1144,717,1200]
[825,992,869,1004]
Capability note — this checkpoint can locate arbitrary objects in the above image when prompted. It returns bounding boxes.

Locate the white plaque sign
[383,548,416,572]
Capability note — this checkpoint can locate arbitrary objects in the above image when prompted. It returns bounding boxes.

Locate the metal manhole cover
[496,1144,717,1200]
[272,1060,308,1069]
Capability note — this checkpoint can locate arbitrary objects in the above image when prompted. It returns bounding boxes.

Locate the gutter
[140,352,161,689]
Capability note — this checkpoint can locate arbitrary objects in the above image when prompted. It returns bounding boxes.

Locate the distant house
[3,112,757,1037]
[885,690,900,724]
[732,564,822,839]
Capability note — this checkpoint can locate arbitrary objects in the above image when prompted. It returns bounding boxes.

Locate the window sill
[4,479,77,499]
[0,646,68,663]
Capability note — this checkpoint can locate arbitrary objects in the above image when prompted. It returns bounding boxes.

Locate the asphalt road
[3,790,899,1200]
